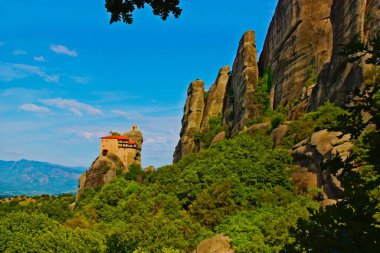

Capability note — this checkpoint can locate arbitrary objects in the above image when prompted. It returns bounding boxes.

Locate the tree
[339,37,380,65]
[286,39,380,253]
[105,0,182,24]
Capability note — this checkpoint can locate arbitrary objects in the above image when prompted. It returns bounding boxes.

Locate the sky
[0,0,277,168]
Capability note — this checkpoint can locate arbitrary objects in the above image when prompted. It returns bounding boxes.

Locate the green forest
[1,66,379,252]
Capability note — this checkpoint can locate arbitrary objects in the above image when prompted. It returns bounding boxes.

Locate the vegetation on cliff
[0,128,316,252]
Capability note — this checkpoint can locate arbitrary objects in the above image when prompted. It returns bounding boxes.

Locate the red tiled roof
[101,135,130,140]
[101,135,137,145]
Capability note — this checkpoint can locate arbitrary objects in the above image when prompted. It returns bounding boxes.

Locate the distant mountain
[0,159,86,196]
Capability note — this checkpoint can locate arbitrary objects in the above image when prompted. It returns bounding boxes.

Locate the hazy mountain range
[0,160,86,197]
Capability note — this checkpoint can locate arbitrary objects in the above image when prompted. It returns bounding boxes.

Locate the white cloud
[77,131,102,140]
[71,75,90,84]
[13,50,27,55]
[145,136,167,144]
[59,127,106,141]
[111,110,142,120]
[7,150,23,156]
[69,108,83,116]
[0,62,59,83]
[33,56,46,62]
[19,103,50,113]
[41,98,103,116]
[50,44,78,57]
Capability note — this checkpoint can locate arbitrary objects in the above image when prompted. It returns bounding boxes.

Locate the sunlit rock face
[224,30,260,134]
[201,66,230,132]
[77,153,123,198]
[173,80,205,162]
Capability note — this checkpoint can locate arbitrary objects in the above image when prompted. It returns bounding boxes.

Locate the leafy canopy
[105,0,182,24]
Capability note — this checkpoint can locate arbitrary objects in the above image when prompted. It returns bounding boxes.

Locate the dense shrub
[0,212,104,252]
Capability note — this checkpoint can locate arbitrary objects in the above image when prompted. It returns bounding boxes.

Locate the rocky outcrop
[308,0,380,110]
[291,129,353,204]
[77,153,124,198]
[173,80,205,162]
[123,124,143,150]
[259,0,333,111]
[77,126,143,197]
[192,235,233,253]
[224,30,260,134]
[122,125,143,166]
[201,66,230,131]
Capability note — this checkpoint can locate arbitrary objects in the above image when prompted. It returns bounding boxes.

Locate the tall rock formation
[77,125,143,198]
[224,30,260,134]
[200,66,230,131]
[173,0,379,162]
[174,66,231,162]
[173,80,205,162]
[308,0,380,110]
[259,0,333,111]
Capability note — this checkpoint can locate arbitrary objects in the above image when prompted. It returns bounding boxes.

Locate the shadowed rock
[259,0,333,112]
[308,0,380,110]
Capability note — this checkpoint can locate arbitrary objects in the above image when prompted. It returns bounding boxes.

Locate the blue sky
[0,0,277,168]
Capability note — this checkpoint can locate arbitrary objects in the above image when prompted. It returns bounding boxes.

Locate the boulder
[291,129,353,204]
[143,166,155,174]
[309,130,342,156]
[272,124,289,146]
[245,122,270,134]
[193,235,233,253]
[211,131,226,145]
